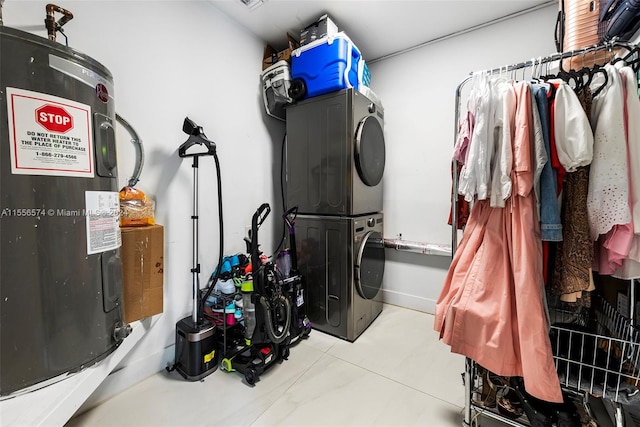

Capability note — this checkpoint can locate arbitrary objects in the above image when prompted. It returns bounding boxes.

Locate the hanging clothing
[490,80,515,208]
[587,64,631,240]
[435,81,563,404]
[532,84,563,242]
[551,166,595,305]
[528,82,548,217]
[594,67,635,275]
[547,82,567,200]
[550,80,594,172]
[619,66,640,233]
[550,87,595,305]
[458,75,514,207]
[449,111,475,230]
[453,110,475,164]
[612,65,640,279]
[448,163,471,230]
[458,73,491,202]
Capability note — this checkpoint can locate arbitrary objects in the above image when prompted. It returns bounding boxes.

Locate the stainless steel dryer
[295,213,384,341]
[286,88,385,216]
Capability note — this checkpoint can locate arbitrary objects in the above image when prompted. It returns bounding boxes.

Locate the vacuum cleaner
[278,206,311,352]
[167,117,225,381]
[220,203,292,385]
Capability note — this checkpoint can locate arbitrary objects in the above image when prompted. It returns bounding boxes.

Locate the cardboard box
[262,33,299,70]
[121,224,164,323]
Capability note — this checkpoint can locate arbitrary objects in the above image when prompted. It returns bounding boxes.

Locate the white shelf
[1,321,145,427]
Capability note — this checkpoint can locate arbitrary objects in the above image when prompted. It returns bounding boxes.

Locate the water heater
[0,24,127,396]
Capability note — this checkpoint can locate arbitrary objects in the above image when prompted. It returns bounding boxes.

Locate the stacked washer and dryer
[286,88,386,342]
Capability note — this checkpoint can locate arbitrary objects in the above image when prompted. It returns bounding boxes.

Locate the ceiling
[210,0,555,62]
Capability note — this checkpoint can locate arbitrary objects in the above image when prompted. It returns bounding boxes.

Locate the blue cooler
[291,32,361,100]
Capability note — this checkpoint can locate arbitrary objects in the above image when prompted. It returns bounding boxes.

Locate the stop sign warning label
[36,105,74,133]
[6,87,94,178]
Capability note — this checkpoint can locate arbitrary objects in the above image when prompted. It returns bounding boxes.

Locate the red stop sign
[36,104,73,133]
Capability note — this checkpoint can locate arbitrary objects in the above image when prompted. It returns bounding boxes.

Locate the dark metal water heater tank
[0,25,126,396]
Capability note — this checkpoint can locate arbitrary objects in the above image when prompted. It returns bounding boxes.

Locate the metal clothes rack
[451,40,640,427]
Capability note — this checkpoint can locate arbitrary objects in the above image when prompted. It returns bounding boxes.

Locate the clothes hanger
[583,48,599,89]
[614,44,640,73]
[540,62,551,81]
[536,58,558,99]
[574,51,590,91]
[591,48,610,98]
[611,44,640,66]
[575,48,603,94]
[532,57,552,90]
[628,56,640,73]
[527,58,536,83]
[540,55,558,81]
[557,51,582,91]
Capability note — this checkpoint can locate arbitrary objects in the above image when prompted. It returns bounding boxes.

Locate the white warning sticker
[85,191,121,255]
[6,87,94,178]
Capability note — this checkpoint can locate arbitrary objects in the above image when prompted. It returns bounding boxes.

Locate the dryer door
[355,231,385,300]
[354,115,385,187]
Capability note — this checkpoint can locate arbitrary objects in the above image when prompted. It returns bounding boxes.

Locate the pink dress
[435,82,563,403]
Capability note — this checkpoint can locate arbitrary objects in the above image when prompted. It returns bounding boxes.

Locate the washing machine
[295,213,384,341]
[286,88,385,216]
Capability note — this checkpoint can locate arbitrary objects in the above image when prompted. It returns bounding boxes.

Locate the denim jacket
[532,84,562,242]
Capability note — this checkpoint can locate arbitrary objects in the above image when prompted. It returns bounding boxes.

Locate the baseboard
[380,288,436,314]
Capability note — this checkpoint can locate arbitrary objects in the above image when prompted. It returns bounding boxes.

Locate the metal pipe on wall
[383,237,452,257]
[116,114,145,187]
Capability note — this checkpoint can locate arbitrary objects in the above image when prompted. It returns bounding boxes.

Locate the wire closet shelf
[451,40,640,427]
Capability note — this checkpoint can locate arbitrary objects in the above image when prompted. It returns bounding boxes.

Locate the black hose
[272,132,287,256]
[198,151,224,323]
[259,294,291,344]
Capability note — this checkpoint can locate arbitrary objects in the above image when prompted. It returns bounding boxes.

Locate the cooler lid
[291,31,360,57]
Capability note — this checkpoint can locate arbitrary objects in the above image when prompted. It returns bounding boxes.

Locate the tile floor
[66,304,477,427]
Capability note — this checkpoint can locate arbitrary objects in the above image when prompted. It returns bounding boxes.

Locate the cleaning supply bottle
[241,274,255,345]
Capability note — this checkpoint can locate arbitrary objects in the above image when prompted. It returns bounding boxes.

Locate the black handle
[555,9,565,52]
[178,117,216,158]
[250,203,271,275]
[252,203,271,231]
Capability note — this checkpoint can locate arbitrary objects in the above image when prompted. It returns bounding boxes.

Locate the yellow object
[204,350,216,363]
[221,358,234,372]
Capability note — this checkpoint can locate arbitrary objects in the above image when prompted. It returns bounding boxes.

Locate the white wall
[368,4,560,313]
[4,0,285,407]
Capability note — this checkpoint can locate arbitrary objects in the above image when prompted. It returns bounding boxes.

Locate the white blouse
[551,79,594,172]
[489,79,515,208]
[619,66,640,232]
[458,73,489,202]
[458,75,515,207]
[613,65,640,280]
[588,64,631,240]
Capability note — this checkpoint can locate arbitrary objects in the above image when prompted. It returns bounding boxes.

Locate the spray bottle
[241,274,255,345]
